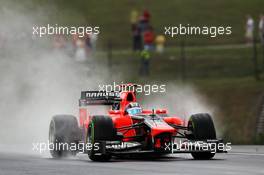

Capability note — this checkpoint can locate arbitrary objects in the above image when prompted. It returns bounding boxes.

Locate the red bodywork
[79,90,183,144]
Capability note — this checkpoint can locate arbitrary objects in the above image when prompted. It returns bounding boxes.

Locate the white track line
[228,152,264,156]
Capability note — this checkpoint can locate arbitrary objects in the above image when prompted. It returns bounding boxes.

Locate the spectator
[139,49,150,76]
[53,34,66,49]
[132,23,142,51]
[90,33,98,52]
[71,33,78,51]
[143,26,155,51]
[245,15,254,45]
[259,14,264,44]
[85,34,92,49]
[155,34,166,53]
[84,33,92,55]
[138,9,151,33]
[75,37,86,62]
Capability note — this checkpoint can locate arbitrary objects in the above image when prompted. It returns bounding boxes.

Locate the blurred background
[0,0,264,151]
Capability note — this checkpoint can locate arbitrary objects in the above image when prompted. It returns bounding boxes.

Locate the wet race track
[0,146,263,175]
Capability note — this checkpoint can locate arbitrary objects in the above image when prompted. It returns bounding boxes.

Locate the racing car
[48,84,226,161]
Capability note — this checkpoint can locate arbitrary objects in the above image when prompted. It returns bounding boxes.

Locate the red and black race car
[49,84,226,161]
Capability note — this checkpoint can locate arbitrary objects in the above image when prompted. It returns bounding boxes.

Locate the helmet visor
[127,107,142,115]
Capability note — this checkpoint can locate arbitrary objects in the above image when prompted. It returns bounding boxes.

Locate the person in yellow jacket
[130,9,139,25]
[155,35,165,53]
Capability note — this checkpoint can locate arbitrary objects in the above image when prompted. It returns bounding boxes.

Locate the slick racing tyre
[188,113,216,160]
[49,115,80,158]
[87,115,116,161]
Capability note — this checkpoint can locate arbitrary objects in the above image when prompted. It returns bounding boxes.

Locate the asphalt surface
[0,146,264,175]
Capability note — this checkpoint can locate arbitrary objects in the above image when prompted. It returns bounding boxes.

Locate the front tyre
[87,116,116,161]
[49,115,80,158]
[188,113,216,160]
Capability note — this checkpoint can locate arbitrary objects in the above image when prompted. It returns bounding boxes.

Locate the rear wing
[79,91,121,106]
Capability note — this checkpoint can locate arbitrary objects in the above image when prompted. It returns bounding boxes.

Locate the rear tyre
[87,116,116,161]
[49,115,80,158]
[188,113,216,160]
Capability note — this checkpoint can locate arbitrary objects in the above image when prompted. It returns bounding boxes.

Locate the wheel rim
[49,121,60,156]
[87,122,95,156]
[49,121,55,144]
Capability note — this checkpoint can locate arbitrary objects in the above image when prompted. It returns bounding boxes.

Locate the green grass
[4,0,264,48]
[102,44,264,81]
[194,77,264,144]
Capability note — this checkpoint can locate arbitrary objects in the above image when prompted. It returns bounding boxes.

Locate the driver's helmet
[125,102,142,115]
